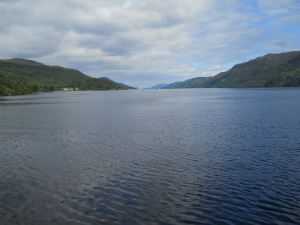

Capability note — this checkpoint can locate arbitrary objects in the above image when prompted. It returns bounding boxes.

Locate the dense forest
[0,71,41,96]
[0,58,128,95]
[164,51,300,88]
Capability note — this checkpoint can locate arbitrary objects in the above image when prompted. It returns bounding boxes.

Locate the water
[0,88,300,225]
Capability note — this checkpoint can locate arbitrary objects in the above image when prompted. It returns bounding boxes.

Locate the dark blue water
[0,88,300,224]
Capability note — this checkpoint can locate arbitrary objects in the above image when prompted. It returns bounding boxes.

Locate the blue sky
[0,0,299,88]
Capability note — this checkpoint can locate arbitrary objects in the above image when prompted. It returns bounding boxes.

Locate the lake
[0,88,300,224]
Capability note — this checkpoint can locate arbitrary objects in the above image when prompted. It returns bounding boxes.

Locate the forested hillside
[0,71,40,96]
[165,51,300,88]
[0,58,128,93]
[99,77,137,89]
[201,51,300,88]
[164,77,210,89]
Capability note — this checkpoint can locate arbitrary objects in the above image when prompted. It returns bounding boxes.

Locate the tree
[0,85,5,95]
[49,85,54,92]
[32,84,38,92]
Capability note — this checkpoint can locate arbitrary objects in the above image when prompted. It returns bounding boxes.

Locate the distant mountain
[165,77,210,89]
[0,58,128,92]
[99,77,137,89]
[145,84,169,89]
[167,51,300,88]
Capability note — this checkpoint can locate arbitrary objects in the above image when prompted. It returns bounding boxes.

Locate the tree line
[0,71,42,96]
[0,59,128,95]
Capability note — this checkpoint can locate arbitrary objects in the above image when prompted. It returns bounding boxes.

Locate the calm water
[0,89,300,225]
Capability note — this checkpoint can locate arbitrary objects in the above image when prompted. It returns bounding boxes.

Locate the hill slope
[165,77,210,89]
[99,77,137,89]
[0,58,128,91]
[144,84,169,89]
[0,71,38,95]
[201,51,300,88]
[166,51,300,88]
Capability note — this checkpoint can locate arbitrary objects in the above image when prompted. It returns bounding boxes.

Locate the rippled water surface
[0,89,300,225]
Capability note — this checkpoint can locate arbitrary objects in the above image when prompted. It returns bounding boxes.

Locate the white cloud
[208,65,221,71]
[0,0,299,88]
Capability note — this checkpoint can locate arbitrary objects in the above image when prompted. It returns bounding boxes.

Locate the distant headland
[0,58,135,96]
[150,51,300,89]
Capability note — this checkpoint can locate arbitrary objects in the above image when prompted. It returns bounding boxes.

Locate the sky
[0,0,300,88]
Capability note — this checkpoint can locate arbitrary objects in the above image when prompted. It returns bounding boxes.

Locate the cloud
[208,65,221,71]
[0,0,299,88]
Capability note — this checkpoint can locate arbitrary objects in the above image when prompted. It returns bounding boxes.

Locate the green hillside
[0,71,39,96]
[99,77,137,89]
[0,58,128,94]
[166,51,300,88]
[165,77,210,89]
